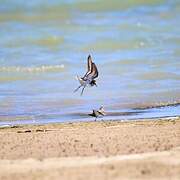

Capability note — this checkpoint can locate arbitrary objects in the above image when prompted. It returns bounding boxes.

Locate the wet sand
[0,117,180,180]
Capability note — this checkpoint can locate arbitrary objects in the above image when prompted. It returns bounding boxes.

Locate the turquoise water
[0,0,180,124]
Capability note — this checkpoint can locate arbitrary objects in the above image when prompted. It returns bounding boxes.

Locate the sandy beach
[0,117,180,180]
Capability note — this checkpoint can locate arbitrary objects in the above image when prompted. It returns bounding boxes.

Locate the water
[0,0,180,125]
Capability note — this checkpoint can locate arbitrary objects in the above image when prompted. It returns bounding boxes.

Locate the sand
[0,117,180,180]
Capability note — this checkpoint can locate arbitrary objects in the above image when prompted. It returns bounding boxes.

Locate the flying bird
[74,55,99,95]
[88,106,106,121]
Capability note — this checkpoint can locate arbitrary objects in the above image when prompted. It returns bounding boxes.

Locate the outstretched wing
[82,55,93,80]
[91,62,98,79]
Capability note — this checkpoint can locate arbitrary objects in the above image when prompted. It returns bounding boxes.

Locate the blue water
[0,0,180,125]
[0,105,179,127]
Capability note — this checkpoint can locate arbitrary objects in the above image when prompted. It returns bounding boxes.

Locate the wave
[0,65,65,73]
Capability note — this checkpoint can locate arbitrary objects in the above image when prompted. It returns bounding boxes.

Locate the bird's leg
[101,118,105,122]
[74,85,82,93]
[81,86,86,96]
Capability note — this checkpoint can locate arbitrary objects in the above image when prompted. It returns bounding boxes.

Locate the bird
[74,55,99,95]
[88,106,106,121]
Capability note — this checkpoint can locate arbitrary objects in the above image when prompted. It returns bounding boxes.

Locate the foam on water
[0,65,65,73]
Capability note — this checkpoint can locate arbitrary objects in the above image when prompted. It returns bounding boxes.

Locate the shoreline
[1,115,179,128]
[0,117,180,179]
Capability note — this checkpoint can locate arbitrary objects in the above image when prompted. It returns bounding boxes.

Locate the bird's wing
[82,55,93,80]
[98,110,106,116]
[85,62,98,80]
[91,62,99,79]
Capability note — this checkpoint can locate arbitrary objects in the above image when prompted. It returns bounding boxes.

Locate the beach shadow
[68,110,147,119]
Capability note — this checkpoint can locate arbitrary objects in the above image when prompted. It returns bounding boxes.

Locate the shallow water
[0,0,180,125]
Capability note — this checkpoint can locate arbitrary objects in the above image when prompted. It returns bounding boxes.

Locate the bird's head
[90,80,97,87]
